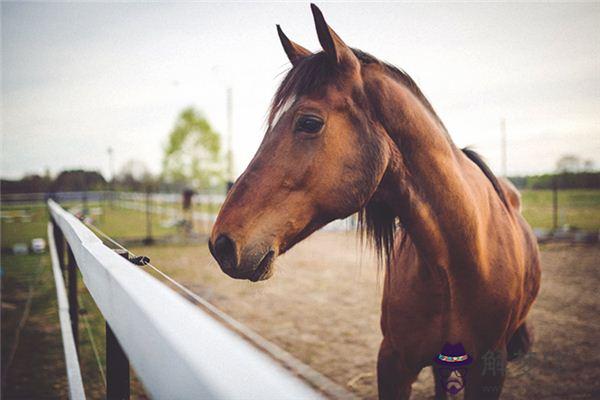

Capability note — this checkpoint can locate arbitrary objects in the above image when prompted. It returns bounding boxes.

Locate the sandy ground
[135,232,600,399]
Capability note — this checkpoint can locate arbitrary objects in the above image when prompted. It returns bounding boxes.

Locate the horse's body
[210,5,541,399]
[378,152,540,398]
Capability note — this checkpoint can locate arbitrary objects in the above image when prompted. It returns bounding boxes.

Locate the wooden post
[106,325,130,400]
[53,219,65,271]
[82,191,89,217]
[182,189,194,236]
[144,189,154,245]
[106,250,130,400]
[66,246,79,353]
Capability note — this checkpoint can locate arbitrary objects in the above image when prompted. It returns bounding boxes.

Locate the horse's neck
[369,75,488,271]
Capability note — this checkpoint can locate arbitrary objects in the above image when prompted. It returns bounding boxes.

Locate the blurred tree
[162,107,224,189]
[0,174,52,193]
[116,159,157,191]
[508,172,600,189]
[51,170,106,192]
[556,154,582,173]
[583,159,595,172]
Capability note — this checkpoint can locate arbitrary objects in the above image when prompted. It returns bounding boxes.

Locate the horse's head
[210,4,394,281]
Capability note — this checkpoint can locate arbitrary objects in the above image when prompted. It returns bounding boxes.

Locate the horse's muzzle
[209,234,275,282]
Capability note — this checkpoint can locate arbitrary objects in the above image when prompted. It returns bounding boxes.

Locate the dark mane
[270,50,508,265]
[461,148,509,208]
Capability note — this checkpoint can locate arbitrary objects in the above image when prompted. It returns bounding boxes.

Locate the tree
[162,107,223,189]
[51,170,106,192]
[0,174,52,193]
[583,159,595,172]
[116,159,157,191]
[555,154,582,173]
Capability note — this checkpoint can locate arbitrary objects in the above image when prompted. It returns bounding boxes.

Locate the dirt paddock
[135,232,600,399]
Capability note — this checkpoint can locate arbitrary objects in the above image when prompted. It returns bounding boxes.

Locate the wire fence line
[47,199,353,399]
[79,294,107,389]
[82,218,358,400]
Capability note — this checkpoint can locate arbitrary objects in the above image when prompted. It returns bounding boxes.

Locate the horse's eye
[295,116,324,134]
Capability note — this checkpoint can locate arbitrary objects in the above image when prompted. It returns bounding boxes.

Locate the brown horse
[209,4,541,399]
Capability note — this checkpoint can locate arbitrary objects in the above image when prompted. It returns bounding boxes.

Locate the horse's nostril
[212,234,238,270]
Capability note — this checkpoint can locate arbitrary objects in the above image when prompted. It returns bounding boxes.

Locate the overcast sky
[2,2,599,180]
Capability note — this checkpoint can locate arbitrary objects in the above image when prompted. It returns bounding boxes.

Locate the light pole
[500,118,507,178]
[226,86,234,191]
[212,65,235,192]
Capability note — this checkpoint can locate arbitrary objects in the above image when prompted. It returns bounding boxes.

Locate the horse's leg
[464,348,507,400]
[377,339,419,400]
[431,366,448,400]
[507,320,534,361]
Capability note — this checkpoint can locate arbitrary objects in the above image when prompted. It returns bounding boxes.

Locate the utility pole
[552,175,558,231]
[107,147,115,182]
[226,87,234,192]
[500,118,507,177]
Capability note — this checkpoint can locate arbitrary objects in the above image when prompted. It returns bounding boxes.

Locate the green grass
[520,189,600,230]
[1,253,71,398]
[93,205,179,239]
[0,211,148,397]
[1,206,49,248]
[2,189,598,251]
[1,202,181,248]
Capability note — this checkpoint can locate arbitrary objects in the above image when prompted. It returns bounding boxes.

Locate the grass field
[2,189,598,250]
[1,223,147,398]
[520,189,600,230]
[92,205,178,239]
[1,202,179,249]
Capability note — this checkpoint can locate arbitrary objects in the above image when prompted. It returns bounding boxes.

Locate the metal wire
[79,295,107,389]
[82,219,357,400]
[83,222,130,255]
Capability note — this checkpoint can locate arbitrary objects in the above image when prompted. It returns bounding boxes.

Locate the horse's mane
[270,49,447,131]
[462,148,509,209]
[270,49,508,265]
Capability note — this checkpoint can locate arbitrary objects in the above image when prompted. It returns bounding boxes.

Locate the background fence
[1,187,598,256]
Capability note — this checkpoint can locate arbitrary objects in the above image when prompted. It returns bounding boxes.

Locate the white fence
[48,199,323,399]
[48,222,86,400]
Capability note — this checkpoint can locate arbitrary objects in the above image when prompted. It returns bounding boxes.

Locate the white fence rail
[48,199,322,399]
[47,222,86,400]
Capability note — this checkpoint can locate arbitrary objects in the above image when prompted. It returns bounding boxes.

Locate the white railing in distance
[47,222,86,400]
[48,199,322,400]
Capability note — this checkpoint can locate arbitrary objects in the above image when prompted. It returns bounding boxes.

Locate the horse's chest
[382,269,514,362]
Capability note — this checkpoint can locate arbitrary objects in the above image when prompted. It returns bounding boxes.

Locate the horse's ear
[310,3,358,70]
[277,25,311,66]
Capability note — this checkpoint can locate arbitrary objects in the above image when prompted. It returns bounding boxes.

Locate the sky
[2,2,599,180]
